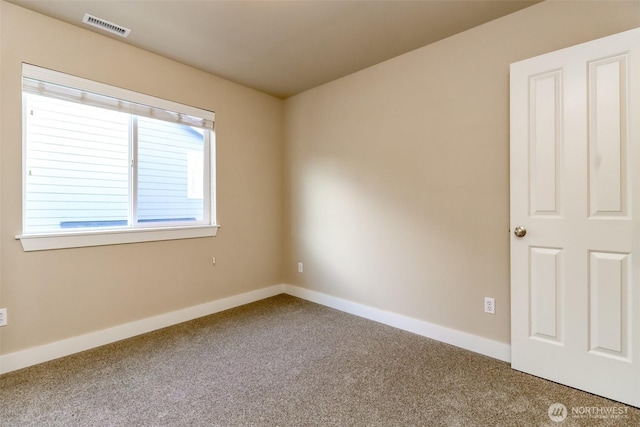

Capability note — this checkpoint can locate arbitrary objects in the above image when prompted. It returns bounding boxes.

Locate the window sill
[16,225,220,251]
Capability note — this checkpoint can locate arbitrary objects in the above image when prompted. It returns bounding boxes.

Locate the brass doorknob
[514,226,527,238]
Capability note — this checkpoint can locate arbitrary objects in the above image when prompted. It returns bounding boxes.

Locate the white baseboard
[0,283,510,374]
[0,284,285,374]
[283,284,511,363]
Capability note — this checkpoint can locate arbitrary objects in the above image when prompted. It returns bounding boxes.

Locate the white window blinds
[22,64,215,130]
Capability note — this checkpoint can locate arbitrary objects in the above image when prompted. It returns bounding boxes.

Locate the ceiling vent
[82,13,131,38]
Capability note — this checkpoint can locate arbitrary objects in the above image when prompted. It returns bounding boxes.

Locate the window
[17,64,218,251]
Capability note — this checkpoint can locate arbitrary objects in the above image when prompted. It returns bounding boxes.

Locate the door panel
[529,247,562,342]
[588,251,630,359]
[510,28,640,407]
[530,71,562,216]
[588,55,628,218]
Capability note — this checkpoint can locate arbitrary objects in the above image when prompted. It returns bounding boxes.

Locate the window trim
[17,64,219,251]
[17,225,220,252]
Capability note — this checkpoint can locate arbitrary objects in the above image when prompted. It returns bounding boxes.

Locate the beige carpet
[0,294,638,426]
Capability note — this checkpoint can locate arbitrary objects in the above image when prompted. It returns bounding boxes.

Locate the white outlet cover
[484,297,495,314]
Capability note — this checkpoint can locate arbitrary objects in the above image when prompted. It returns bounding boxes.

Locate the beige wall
[284,0,640,344]
[0,2,284,354]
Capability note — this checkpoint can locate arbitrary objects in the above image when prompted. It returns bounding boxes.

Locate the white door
[510,28,640,407]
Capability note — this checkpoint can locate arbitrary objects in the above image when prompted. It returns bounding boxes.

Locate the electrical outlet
[484,297,495,315]
[211,256,216,265]
[0,308,7,326]
[298,262,303,273]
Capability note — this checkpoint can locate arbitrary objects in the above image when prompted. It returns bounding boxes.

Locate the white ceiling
[7,0,539,98]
